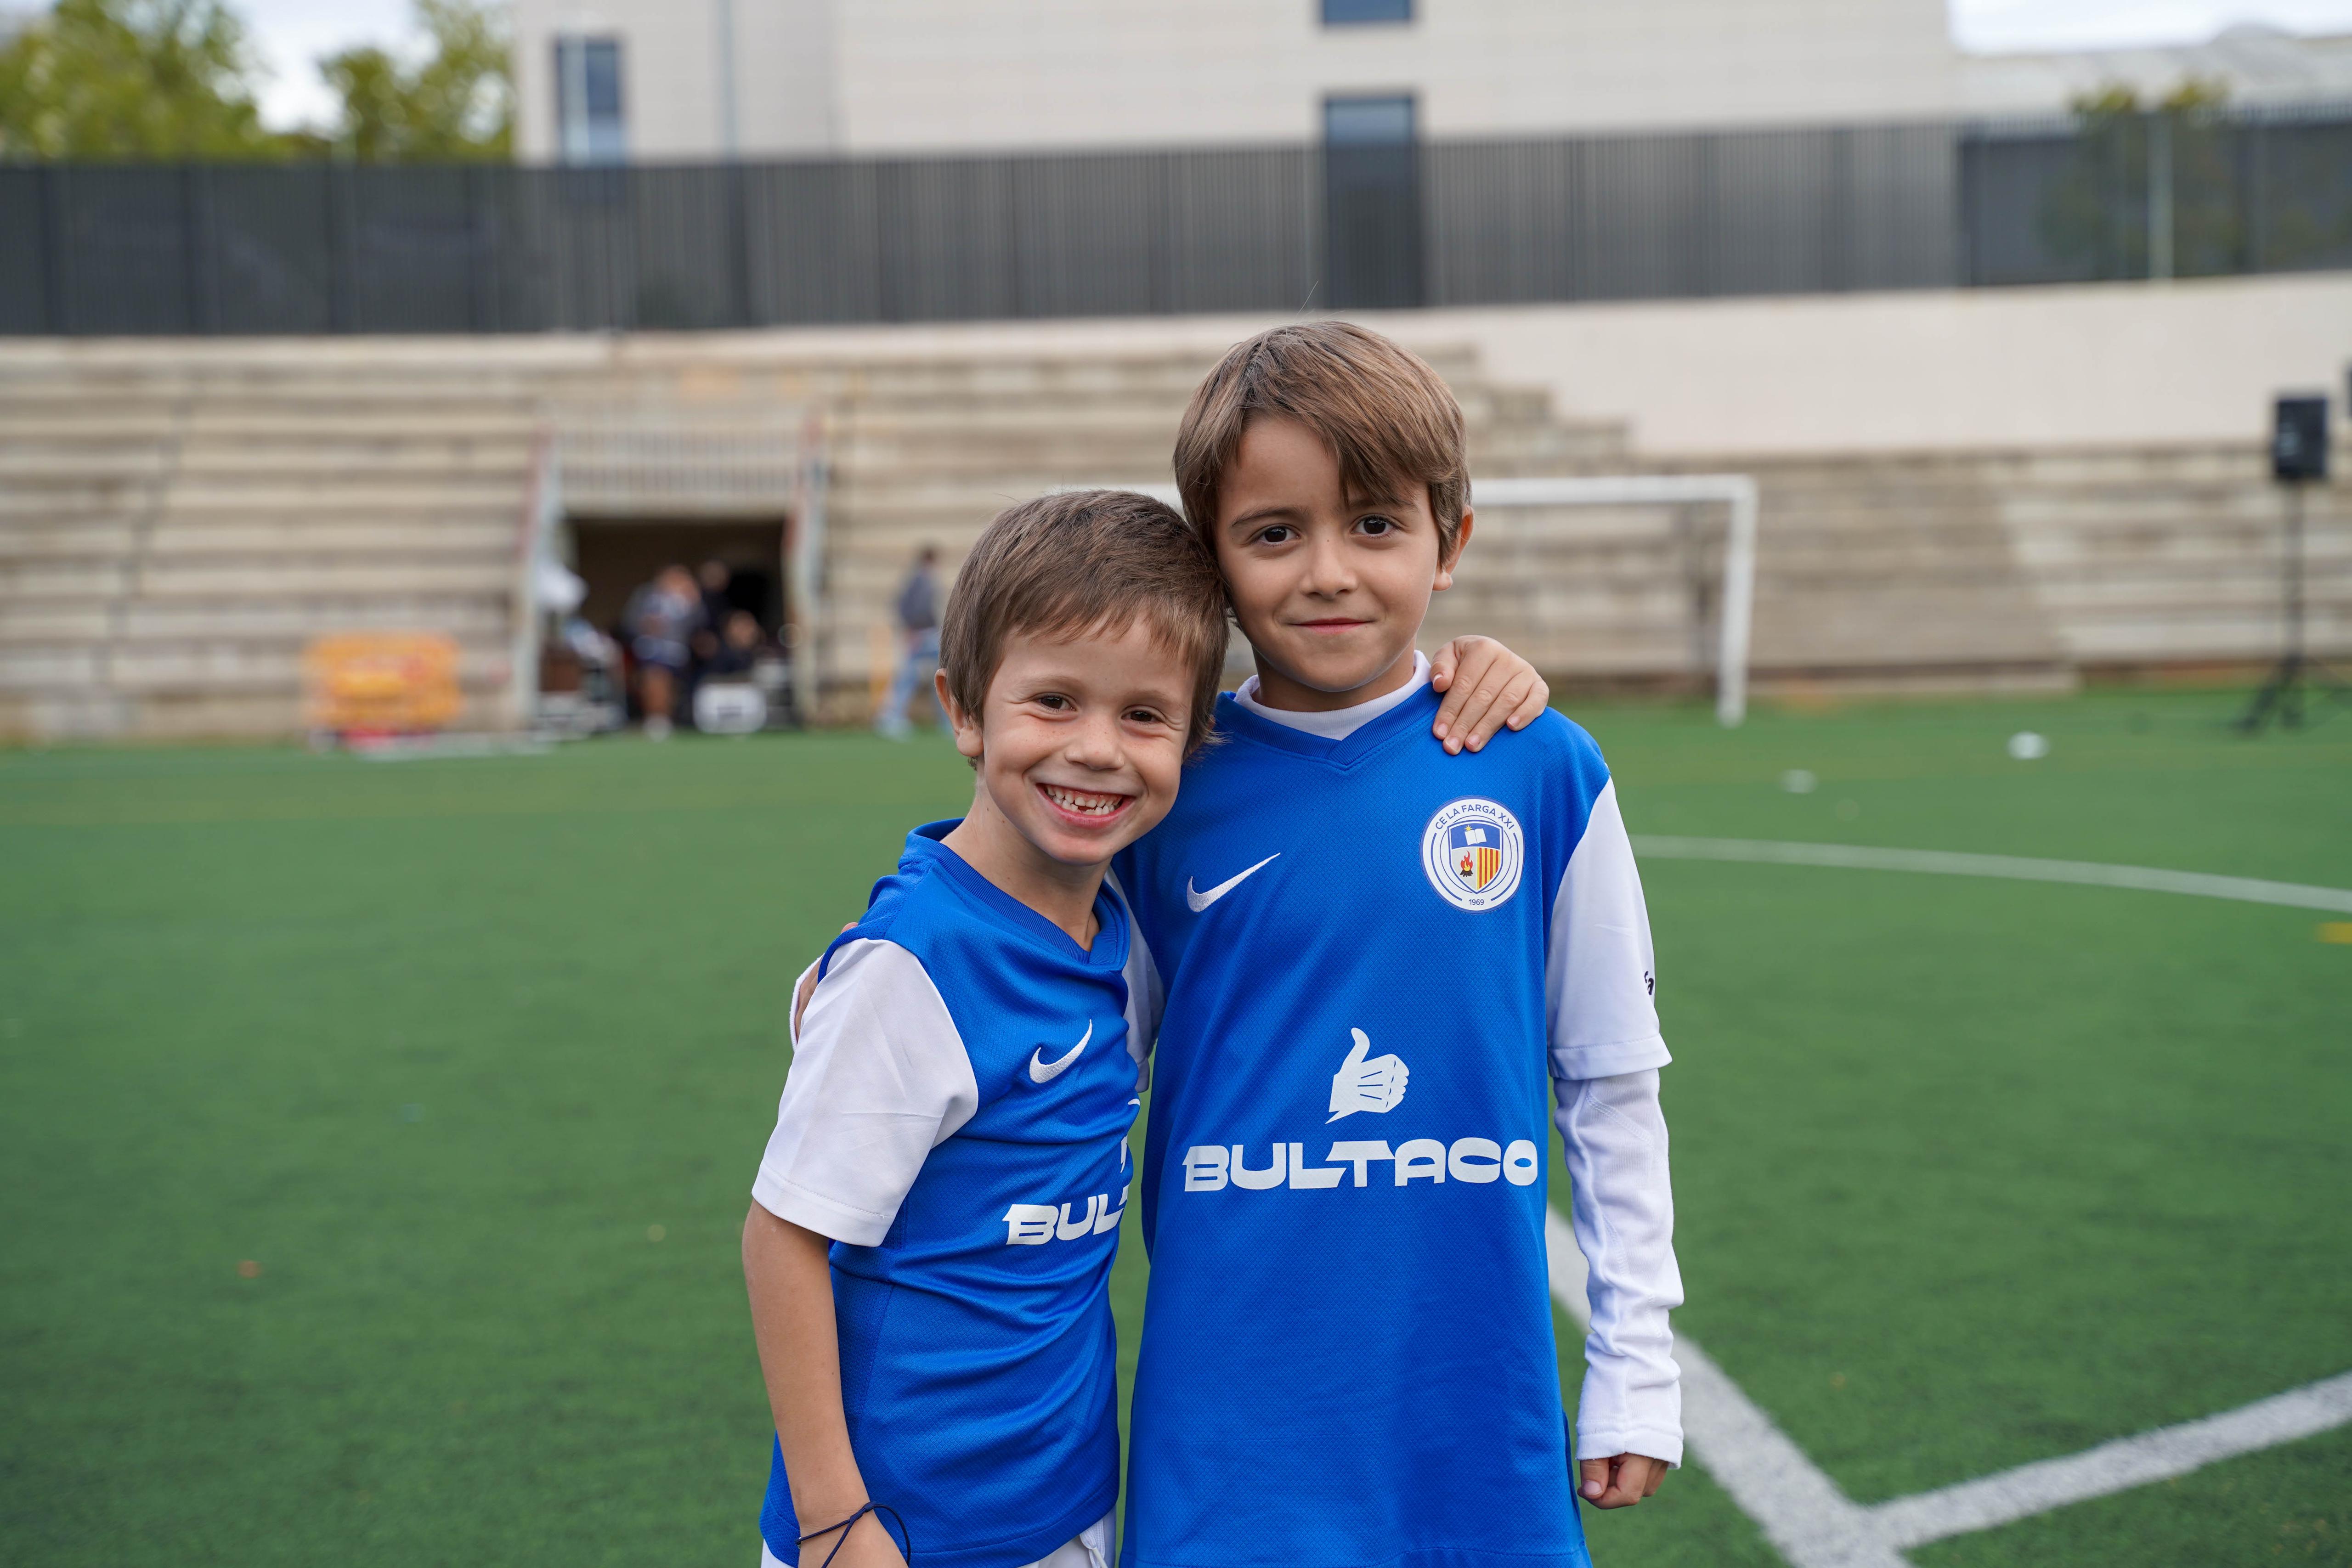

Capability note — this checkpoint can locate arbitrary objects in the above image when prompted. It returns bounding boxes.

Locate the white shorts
[761,1509,1112,1568]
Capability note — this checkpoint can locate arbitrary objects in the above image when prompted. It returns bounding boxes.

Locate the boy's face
[1213,414,1469,708]
[940,621,1191,871]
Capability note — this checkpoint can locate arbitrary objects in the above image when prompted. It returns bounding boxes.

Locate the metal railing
[1,103,2345,336]
[1960,101,2352,286]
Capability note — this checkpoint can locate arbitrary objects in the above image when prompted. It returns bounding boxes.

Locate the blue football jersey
[752,824,1142,1568]
[1114,686,1642,1568]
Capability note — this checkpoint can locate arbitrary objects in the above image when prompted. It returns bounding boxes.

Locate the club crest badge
[1420,797,1525,912]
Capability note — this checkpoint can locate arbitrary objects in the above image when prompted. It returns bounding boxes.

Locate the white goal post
[1057,475,1759,727]
[1470,476,1759,728]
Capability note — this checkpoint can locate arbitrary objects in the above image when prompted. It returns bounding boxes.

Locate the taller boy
[1116,324,1683,1568]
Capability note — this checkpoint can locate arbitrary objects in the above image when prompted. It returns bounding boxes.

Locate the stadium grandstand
[3,292,2347,741]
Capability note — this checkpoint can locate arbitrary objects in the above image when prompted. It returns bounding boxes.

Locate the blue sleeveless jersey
[756,825,1138,1568]
[1114,688,1606,1568]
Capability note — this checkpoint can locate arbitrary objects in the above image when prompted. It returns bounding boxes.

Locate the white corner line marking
[1629,837,2352,914]
[1546,1209,2352,1566]
[1869,1370,2352,1549]
[1545,1209,1907,1568]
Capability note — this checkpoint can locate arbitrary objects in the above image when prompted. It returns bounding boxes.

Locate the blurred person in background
[691,558,733,670]
[624,564,704,739]
[690,558,739,711]
[875,543,942,739]
[703,609,769,682]
[697,558,736,631]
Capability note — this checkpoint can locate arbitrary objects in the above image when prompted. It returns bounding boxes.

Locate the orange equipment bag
[302,633,464,737]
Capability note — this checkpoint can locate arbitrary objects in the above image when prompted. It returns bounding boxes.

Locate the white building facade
[511,0,1961,164]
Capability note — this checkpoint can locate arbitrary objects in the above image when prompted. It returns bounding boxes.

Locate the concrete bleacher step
[172,447,534,479]
[0,351,540,738]
[140,519,520,557]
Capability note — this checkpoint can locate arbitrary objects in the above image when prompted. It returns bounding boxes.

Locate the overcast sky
[239,0,2352,130]
[242,0,412,129]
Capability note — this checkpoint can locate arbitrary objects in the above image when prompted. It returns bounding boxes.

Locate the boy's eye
[1356,514,1396,536]
[1034,693,1073,711]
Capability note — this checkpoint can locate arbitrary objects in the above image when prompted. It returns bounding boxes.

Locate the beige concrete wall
[833,0,1954,152]
[15,272,2339,460]
[459,271,2334,459]
[1435,273,2352,457]
[513,0,1954,161]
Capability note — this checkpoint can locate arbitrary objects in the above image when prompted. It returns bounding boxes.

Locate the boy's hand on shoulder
[1429,637,1550,755]
[1579,1453,1668,1509]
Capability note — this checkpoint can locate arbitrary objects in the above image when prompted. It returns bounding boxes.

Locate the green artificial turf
[1909,1421,2352,1567]
[2,688,2346,1567]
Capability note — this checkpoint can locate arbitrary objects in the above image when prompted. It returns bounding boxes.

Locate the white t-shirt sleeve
[752,938,980,1247]
[1546,779,1670,1081]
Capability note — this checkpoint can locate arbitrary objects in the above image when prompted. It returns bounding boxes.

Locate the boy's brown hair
[1172,321,1470,559]
[939,489,1229,755]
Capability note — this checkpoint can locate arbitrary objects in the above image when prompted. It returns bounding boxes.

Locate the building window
[555,36,627,164]
[1322,0,1412,25]
[1323,95,1422,309]
[1323,94,1416,147]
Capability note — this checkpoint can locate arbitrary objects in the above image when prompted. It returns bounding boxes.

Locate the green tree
[2038,78,2239,280]
[0,0,284,159]
[318,0,511,163]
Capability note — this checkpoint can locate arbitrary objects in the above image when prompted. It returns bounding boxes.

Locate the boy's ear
[937,669,986,763]
[1433,510,1474,592]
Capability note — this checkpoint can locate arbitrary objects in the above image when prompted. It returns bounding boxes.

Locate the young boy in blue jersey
[1111,323,1684,1568]
[741,491,1228,1568]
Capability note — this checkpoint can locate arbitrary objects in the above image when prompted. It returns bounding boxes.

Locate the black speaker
[2273,395,2329,482]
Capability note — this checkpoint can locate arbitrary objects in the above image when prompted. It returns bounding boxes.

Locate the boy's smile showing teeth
[1039,782,1132,820]
[940,615,1194,946]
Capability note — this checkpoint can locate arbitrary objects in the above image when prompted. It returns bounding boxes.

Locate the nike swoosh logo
[1186,852,1281,913]
[1029,1022,1091,1083]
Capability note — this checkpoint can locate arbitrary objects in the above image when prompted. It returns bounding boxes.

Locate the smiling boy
[1113,324,1683,1568]
[742,491,1223,1568]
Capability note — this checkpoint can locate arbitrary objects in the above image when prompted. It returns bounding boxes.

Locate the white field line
[1629,837,2352,914]
[1543,1212,2352,1566]
[1544,1211,1907,1568]
[1869,1371,2352,1548]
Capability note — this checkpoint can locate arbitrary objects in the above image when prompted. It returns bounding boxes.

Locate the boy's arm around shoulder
[1428,636,1550,755]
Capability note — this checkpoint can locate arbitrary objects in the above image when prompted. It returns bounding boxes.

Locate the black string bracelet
[797,1500,910,1568]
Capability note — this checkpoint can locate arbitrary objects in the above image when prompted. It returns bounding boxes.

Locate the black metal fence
[2,104,2346,336]
[1962,104,2352,286]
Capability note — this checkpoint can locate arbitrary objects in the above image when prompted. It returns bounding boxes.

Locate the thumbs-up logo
[1328,1028,1409,1122]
